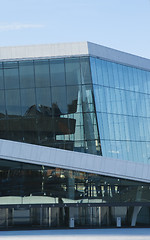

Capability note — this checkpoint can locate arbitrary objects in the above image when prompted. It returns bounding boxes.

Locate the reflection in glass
[80,58,92,84]
[1,55,149,162]
[50,59,65,86]
[0,159,149,205]
[0,91,5,117]
[19,61,34,88]
[3,62,19,89]
[34,60,50,87]
[5,90,21,116]
[92,57,150,164]
[65,58,80,85]
[0,68,4,89]
[21,88,36,116]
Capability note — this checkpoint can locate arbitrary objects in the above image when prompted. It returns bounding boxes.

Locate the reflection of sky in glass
[91,57,150,164]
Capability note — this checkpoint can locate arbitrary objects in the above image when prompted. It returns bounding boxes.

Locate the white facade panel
[0,42,88,60]
[0,139,149,183]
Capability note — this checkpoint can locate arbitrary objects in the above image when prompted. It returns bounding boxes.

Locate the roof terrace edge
[0,41,150,71]
[0,42,89,61]
[87,41,150,71]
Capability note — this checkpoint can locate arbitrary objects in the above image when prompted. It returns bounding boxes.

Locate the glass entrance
[0,205,150,230]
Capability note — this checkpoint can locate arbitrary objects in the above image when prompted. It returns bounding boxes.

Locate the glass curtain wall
[90,57,150,164]
[0,159,149,205]
[0,57,101,155]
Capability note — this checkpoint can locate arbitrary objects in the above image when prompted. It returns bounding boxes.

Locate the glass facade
[0,158,150,229]
[90,57,150,164]
[0,52,150,229]
[0,159,149,205]
[0,57,101,155]
[1,56,150,163]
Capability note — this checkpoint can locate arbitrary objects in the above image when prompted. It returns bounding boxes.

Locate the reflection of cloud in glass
[0,23,44,31]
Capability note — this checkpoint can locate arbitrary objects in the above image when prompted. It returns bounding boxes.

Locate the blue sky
[0,0,150,58]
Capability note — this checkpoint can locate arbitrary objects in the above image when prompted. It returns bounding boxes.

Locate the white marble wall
[0,139,149,183]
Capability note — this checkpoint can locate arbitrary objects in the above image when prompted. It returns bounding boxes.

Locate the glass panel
[107,61,115,88]
[0,119,7,140]
[19,61,35,88]
[117,64,125,89]
[0,90,5,117]
[0,68,4,89]
[3,62,19,89]
[82,85,94,112]
[90,57,98,85]
[127,67,134,91]
[50,59,65,86]
[67,85,78,113]
[101,60,109,86]
[34,60,50,87]
[65,58,81,85]
[5,89,21,116]
[21,88,36,116]
[112,62,120,88]
[51,86,67,115]
[74,125,84,141]
[147,71,150,94]
[80,57,92,84]
[36,88,52,109]
[7,118,23,142]
[96,58,103,85]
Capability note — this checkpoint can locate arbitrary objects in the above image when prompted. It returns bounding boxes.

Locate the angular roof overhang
[0,42,150,71]
[0,139,150,183]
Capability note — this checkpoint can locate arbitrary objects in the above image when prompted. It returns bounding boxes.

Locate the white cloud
[0,23,44,31]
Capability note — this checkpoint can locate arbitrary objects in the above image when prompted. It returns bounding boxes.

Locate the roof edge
[0,41,89,61]
[0,41,150,71]
[87,41,150,71]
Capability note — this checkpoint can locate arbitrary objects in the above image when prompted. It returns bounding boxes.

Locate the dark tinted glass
[34,60,50,87]
[50,59,65,86]
[21,88,36,116]
[19,61,35,88]
[36,88,52,108]
[3,62,19,89]
[0,90,5,117]
[0,68,4,89]
[5,89,21,116]
[67,85,78,113]
[0,158,149,204]
[65,58,81,85]
[0,57,101,155]
[51,86,67,115]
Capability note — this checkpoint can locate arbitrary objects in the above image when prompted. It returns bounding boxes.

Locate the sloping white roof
[0,41,150,71]
[0,139,150,183]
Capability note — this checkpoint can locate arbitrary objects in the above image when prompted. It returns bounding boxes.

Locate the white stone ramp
[0,229,150,240]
